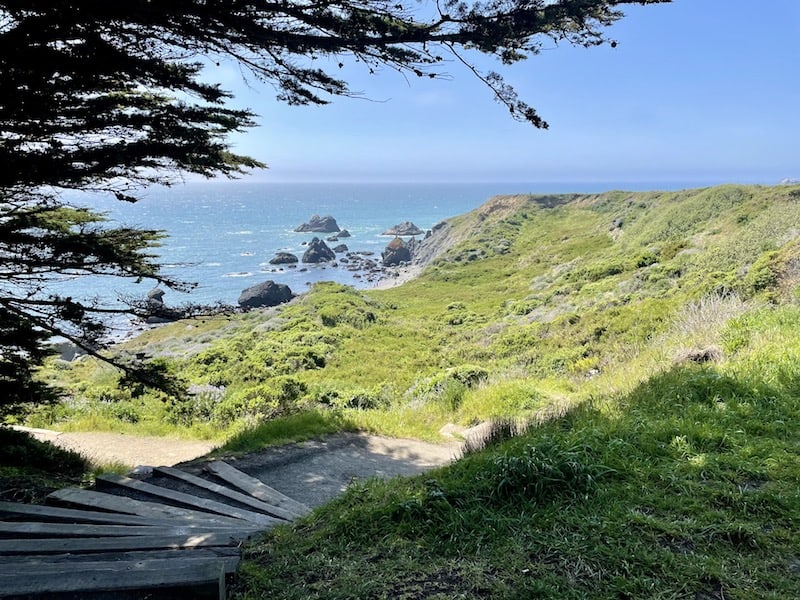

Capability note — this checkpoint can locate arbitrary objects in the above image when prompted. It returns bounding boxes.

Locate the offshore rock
[238,280,294,309]
[295,214,341,233]
[269,252,299,265]
[382,221,424,236]
[302,237,336,263]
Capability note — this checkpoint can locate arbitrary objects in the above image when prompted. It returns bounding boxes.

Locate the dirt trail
[15,426,218,468]
[205,432,461,508]
[16,427,463,508]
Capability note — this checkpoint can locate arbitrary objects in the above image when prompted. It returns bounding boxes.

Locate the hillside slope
[36,184,800,441]
[227,184,800,598]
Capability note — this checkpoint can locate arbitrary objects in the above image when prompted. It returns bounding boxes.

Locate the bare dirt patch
[14,426,218,468]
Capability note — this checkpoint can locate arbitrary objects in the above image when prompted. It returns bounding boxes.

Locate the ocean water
[57,180,702,308]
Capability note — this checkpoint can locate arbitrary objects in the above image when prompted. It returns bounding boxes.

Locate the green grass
[216,410,358,455]
[231,309,800,598]
[0,427,90,503]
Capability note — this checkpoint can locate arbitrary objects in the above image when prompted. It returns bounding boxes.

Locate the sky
[208,0,800,185]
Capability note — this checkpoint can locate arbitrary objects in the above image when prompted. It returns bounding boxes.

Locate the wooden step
[0,521,254,539]
[95,474,282,527]
[3,462,311,598]
[0,547,240,565]
[0,553,232,597]
[0,531,251,555]
[206,460,311,518]
[0,500,236,529]
[49,487,259,529]
[154,466,295,521]
[0,550,240,575]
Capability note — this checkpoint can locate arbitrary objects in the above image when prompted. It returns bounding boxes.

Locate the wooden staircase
[0,461,309,599]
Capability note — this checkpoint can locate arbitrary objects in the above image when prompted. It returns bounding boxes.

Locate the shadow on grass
[232,360,800,599]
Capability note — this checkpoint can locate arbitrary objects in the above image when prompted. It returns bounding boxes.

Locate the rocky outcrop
[382,221,424,236]
[333,244,349,253]
[144,287,184,323]
[337,229,352,238]
[48,340,85,362]
[238,280,294,309]
[302,237,336,263]
[382,237,412,266]
[295,215,340,233]
[269,252,299,265]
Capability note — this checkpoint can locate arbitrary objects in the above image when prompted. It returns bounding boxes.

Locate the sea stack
[295,215,341,233]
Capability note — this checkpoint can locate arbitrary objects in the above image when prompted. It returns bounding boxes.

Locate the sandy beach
[372,264,423,290]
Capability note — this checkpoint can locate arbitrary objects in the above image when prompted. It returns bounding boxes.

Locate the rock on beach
[238,280,294,309]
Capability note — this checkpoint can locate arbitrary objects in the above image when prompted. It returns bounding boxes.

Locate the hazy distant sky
[210,0,799,185]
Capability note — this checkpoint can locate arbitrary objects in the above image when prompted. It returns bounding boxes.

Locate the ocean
[58,180,703,308]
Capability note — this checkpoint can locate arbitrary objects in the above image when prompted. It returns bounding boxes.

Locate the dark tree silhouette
[0,0,669,413]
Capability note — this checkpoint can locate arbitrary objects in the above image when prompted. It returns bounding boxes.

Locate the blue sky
[212,0,800,185]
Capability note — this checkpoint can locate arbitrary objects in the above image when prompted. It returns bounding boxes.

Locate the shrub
[411,365,489,406]
[213,377,308,426]
[742,250,780,297]
[633,250,659,268]
[454,437,609,506]
[0,427,88,474]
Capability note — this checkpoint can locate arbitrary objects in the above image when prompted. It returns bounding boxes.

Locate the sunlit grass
[216,410,357,455]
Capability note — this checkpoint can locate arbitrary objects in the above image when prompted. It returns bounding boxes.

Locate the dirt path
[15,426,218,468]
[16,426,464,508]
[206,432,461,508]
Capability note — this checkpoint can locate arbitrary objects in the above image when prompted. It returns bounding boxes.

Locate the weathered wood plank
[0,546,240,565]
[0,531,249,555]
[48,488,252,528]
[206,461,311,518]
[1,499,158,526]
[0,552,240,576]
[95,474,281,526]
[154,466,294,521]
[0,500,191,528]
[0,521,255,538]
[0,556,231,596]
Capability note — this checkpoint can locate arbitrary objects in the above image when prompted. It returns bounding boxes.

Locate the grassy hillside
[232,307,800,598]
[28,184,800,442]
[23,183,800,596]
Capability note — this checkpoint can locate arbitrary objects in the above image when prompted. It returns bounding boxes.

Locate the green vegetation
[0,427,89,503]
[19,183,800,596]
[2,1,665,419]
[231,311,800,598]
